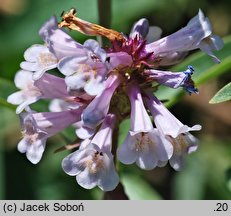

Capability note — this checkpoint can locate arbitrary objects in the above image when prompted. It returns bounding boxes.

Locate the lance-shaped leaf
[209,82,231,104]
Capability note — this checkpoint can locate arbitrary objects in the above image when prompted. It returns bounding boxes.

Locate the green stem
[0,98,16,111]
[97,0,112,46]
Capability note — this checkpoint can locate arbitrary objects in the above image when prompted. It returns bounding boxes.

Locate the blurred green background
[0,0,231,200]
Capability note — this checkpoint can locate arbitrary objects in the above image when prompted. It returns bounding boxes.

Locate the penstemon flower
[8,8,223,191]
[18,107,84,164]
[62,114,119,191]
[117,83,173,170]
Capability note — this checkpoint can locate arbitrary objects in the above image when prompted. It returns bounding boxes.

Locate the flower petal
[76,169,98,189]
[169,154,185,171]
[130,18,149,39]
[25,138,46,164]
[7,91,25,105]
[14,70,33,89]
[23,44,50,62]
[117,134,138,164]
[17,138,28,153]
[58,56,89,76]
[76,125,95,139]
[62,150,88,176]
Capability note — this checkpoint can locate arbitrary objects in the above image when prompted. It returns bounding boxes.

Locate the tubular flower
[18,108,83,164]
[7,70,74,114]
[62,114,119,191]
[8,8,223,191]
[144,92,201,170]
[117,84,173,170]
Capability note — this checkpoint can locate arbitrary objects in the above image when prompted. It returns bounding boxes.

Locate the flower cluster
[8,9,223,191]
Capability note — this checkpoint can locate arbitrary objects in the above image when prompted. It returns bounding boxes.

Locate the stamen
[168,135,188,154]
[181,65,199,95]
[125,72,131,80]
[38,53,57,67]
[134,132,154,152]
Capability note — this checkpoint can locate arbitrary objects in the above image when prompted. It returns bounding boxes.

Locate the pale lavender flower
[20,16,87,80]
[62,114,119,191]
[39,16,86,60]
[18,108,83,164]
[145,9,224,64]
[7,70,41,114]
[20,44,58,80]
[144,65,198,94]
[144,92,201,170]
[9,9,224,191]
[57,39,110,97]
[81,74,121,129]
[7,70,72,114]
[117,84,173,170]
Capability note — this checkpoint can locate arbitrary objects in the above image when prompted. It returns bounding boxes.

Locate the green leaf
[0,98,16,111]
[121,173,162,200]
[209,82,231,104]
[156,35,231,107]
